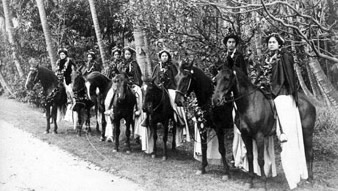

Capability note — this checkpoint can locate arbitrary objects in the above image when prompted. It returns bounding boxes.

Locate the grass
[1,96,337,191]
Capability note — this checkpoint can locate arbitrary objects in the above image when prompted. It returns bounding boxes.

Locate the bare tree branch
[260,0,338,63]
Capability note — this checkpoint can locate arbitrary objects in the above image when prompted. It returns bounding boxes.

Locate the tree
[129,0,152,80]
[35,0,56,70]
[88,0,107,68]
[2,0,24,77]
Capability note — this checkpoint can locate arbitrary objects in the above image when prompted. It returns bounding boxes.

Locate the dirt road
[0,120,143,191]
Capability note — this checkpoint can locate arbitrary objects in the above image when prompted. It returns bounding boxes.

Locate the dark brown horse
[175,60,233,175]
[212,66,316,186]
[71,70,93,136]
[85,71,112,140]
[110,73,136,152]
[142,80,177,160]
[25,65,67,134]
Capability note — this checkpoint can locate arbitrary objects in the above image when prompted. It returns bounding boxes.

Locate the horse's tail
[56,104,67,123]
[85,81,92,100]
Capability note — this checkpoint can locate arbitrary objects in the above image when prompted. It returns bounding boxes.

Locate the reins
[221,71,259,104]
[152,85,166,112]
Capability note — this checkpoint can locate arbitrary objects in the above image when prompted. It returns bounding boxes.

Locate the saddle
[258,87,279,136]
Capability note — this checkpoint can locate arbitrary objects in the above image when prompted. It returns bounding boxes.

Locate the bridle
[218,70,258,104]
[176,68,193,98]
[147,83,166,113]
[29,66,39,84]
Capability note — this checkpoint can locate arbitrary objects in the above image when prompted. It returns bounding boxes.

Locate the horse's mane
[233,66,254,89]
[38,66,58,85]
[191,66,214,106]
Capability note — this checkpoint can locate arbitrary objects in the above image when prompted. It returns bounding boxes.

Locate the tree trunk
[36,0,57,70]
[294,63,312,96]
[0,69,15,97]
[131,0,152,80]
[88,0,108,68]
[2,0,24,77]
[306,63,322,99]
[308,57,338,107]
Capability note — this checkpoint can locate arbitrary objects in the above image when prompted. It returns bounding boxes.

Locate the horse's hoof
[113,149,118,152]
[126,150,131,154]
[100,137,105,142]
[44,131,49,134]
[107,138,113,143]
[52,131,58,134]
[162,156,167,161]
[195,170,205,175]
[243,183,251,189]
[222,175,229,181]
[151,154,156,159]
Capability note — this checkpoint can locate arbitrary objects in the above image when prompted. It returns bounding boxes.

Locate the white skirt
[275,95,308,189]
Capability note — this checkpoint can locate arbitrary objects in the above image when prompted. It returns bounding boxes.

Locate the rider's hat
[266,33,285,46]
[57,48,68,56]
[223,34,240,45]
[111,47,122,55]
[87,51,96,60]
[158,49,172,61]
[123,46,136,55]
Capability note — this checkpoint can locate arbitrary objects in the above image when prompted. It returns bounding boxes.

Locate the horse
[25,64,67,134]
[71,69,93,136]
[142,80,177,160]
[212,66,316,187]
[84,71,112,140]
[109,73,136,152]
[175,60,234,175]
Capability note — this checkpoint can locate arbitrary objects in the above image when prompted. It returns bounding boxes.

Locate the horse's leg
[100,111,106,141]
[162,121,168,160]
[113,119,120,152]
[171,120,176,151]
[95,104,101,133]
[196,129,208,175]
[255,132,267,189]
[125,117,132,153]
[241,130,254,187]
[300,99,316,182]
[45,105,51,134]
[303,125,314,181]
[51,105,58,134]
[215,125,230,176]
[151,122,158,159]
[85,107,91,134]
[73,110,80,136]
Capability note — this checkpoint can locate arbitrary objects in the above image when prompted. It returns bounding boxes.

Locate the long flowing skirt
[275,95,308,189]
[168,89,191,146]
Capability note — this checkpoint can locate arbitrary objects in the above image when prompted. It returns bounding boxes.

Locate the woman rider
[55,48,76,104]
[142,49,190,145]
[84,51,101,75]
[264,33,307,190]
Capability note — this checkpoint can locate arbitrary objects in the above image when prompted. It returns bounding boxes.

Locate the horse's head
[212,66,236,106]
[112,73,128,105]
[142,79,162,114]
[175,59,194,106]
[25,64,40,90]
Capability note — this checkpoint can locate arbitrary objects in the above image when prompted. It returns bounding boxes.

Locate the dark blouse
[55,57,76,85]
[152,61,178,90]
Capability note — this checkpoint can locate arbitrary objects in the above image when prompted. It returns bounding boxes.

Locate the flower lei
[186,97,208,137]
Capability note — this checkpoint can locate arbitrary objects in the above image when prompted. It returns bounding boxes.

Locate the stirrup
[279,133,288,143]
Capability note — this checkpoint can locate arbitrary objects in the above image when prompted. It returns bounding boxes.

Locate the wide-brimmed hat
[158,49,172,60]
[265,33,285,46]
[57,48,68,56]
[111,47,122,55]
[123,46,136,55]
[87,51,96,60]
[223,34,240,45]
